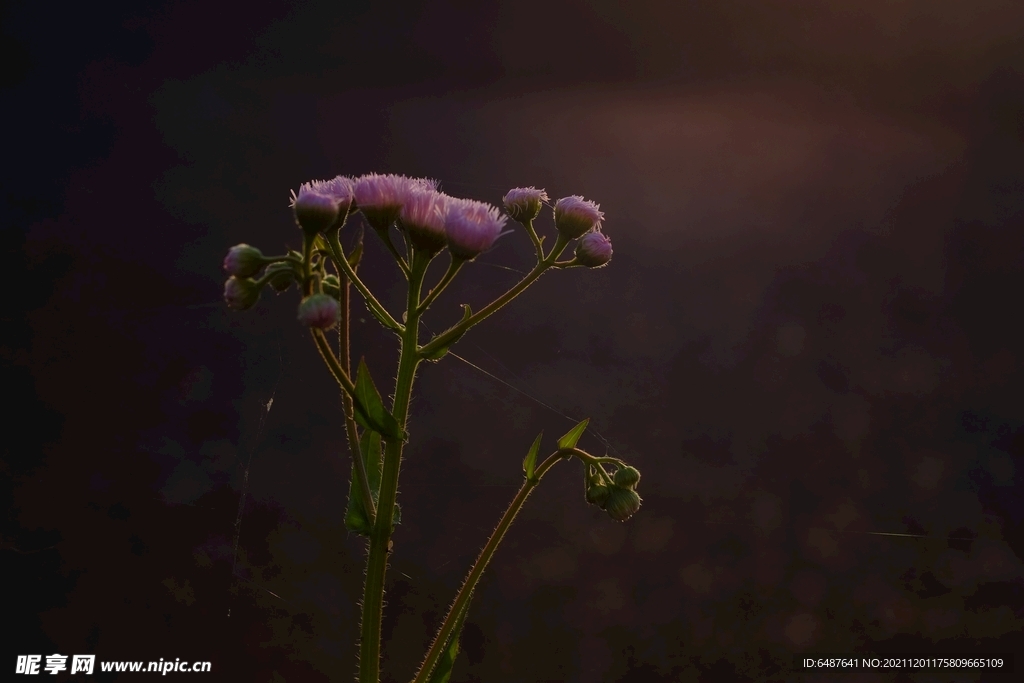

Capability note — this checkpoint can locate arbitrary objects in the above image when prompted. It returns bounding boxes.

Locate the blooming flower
[297,293,341,329]
[224,276,261,310]
[222,244,265,278]
[399,189,448,254]
[292,187,340,236]
[574,230,613,268]
[554,195,604,239]
[354,174,438,231]
[444,197,508,260]
[299,175,355,214]
[502,186,549,223]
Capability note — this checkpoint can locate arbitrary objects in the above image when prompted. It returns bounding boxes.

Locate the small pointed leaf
[421,304,472,362]
[353,358,405,440]
[345,429,383,535]
[426,592,474,683]
[522,432,543,481]
[557,418,590,451]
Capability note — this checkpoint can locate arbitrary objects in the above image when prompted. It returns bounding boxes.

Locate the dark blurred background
[4,1,1024,681]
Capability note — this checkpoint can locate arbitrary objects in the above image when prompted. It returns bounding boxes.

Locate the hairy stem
[411,450,567,683]
[358,250,428,683]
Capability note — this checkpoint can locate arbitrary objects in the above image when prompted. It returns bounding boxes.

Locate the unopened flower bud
[322,274,341,298]
[613,465,640,489]
[502,187,549,223]
[554,195,604,239]
[224,276,261,311]
[265,263,295,293]
[222,243,266,278]
[444,197,508,260]
[575,230,612,268]
[297,293,340,329]
[604,486,641,522]
[585,483,611,508]
[293,188,340,236]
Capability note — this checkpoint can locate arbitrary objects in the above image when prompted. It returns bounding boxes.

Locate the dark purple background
[4,1,1023,681]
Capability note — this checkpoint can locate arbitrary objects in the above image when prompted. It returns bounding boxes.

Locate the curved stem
[417,233,570,358]
[521,219,544,261]
[416,257,463,315]
[374,227,411,278]
[324,229,404,333]
[411,450,566,683]
[358,251,429,683]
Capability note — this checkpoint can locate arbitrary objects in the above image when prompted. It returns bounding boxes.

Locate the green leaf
[427,592,474,683]
[347,230,364,270]
[352,358,405,440]
[557,418,590,451]
[421,304,472,362]
[345,429,383,535]
[522,432,543,481]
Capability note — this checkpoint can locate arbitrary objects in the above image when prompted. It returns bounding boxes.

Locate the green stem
[374,227,411,278]
[338,257,376,526]
[358,250,429,683]
[411,450,567,683]
[416,257,463,315]
[324,229,405,333]
[417,233,570,359]
[521,219,544,261]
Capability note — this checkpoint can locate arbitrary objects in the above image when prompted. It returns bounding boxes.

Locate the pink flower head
[297,293,340,329]
[444,197,508,260]
[353,173,438,231]
[224,276,260,311]
[291,186,340,236]
[300,175,355,214]
[554,195,604,239]
[502,186,549,222]
[399,189,448,254]
[574,230,613,268]
[222,243,265,278]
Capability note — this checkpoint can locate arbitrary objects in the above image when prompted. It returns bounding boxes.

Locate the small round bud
[224,276,261,311]
[265,263,295,293]
[321,274,341,298]
[554,195,604,239]
[297,293,340,329]
[604,486,641,522]
[613,465,640,489]
[574,230,612,268]
[502,187,549,223]
[222,244,266,278]
[585,484,611,508]
[293,188,340,236]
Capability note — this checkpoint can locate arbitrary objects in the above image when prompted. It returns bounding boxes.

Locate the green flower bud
[222,243,266,278]
[265,263,295,293]
[604,486,641,522]
[223,276,261,310]
[585,483,611,508]
[613,465,640,489]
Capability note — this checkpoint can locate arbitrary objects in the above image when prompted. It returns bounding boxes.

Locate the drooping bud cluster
[584,463,641,522]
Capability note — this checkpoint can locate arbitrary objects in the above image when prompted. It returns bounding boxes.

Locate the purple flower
[297,293,341,329]
[222,243,265,278]
[574,230,612,268]
[300,175,355,214]
[444,197,508,260]
[224,276,260,310]
[292,187,340,236]
[554,195,604,239]
[354,173,438,231]
[502,186,549,222]
[399,189,448,254]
